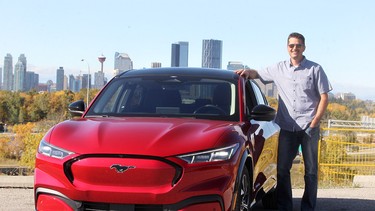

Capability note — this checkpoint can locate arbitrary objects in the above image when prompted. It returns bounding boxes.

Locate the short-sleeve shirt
[258,57,332,131]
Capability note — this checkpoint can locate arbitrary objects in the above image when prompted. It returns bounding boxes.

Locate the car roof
[116,67,240,81]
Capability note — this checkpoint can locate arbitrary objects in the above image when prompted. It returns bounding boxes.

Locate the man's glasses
[288,44,303,49]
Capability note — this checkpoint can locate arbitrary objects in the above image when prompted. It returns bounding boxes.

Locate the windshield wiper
[85,115,110,118]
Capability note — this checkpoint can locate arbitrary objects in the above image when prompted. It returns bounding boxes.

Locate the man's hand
[234,68,259,79]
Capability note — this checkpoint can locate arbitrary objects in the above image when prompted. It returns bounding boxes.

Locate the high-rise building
[114,52,133,76]
[18,54,27,89]
[68,75,76,92]
[14,61,25,91]
[25,71,39,91]
[46,80,54,92]
[63,75,68,90]
[82,74,91,91]
[33,72,39,90]
[227,61,245,70]
[202,39,222,69]
[75,76,82,92]
[171,43,180,67]
[255,79,278,99]
[178,42,189,67]
[3,54,13,91]
[94,71,106,89]
[335,92,356,101]
[171,41,189,67]
[56,67,64,91]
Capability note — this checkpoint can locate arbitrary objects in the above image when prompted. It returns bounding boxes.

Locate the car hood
[45,117,237,157]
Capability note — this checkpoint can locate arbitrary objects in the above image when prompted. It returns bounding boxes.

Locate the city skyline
[1,1,374,100]
[0,50,366,103]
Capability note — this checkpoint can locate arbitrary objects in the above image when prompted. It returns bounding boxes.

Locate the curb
[0,176,34,188]
[353,175,375,188]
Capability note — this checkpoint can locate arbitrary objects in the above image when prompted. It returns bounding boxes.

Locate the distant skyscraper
[151,62,162,68]
[25,71,39,91]
[18,54,27,88]
[227,61,245,70]
[56,67,64,91]
[33,73,39,90]
[3,53,13,91]
[63,75,68,90]
[171,41,189,67]
[75,76,82,92]
[46,80,54,92]
[202,39,222,68]
[68,75,76,92]
[256,79,278,98]
[94,71,105,89]
[178,42,189,67]
[82,74,91,90]
[171,43,180,67]
[14,61,25,91]
[114,52,133,75]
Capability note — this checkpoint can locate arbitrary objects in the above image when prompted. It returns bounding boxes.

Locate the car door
[245,80,280,197]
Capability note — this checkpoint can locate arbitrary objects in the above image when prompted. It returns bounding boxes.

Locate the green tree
[5,92,23,124]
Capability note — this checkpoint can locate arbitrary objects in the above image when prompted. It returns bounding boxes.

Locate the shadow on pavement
[253,197,375,211]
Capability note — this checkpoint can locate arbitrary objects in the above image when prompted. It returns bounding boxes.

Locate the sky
[1,0,375,100]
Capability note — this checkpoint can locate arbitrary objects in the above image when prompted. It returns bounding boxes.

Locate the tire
[262,189,278,209]
[234,166,251,211]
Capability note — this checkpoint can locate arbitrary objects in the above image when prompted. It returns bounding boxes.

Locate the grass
[0,158,19,166]
[291,161,305,188]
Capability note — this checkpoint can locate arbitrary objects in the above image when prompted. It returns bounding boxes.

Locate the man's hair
[288,32,305,45]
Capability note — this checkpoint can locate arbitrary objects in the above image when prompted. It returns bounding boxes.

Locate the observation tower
[98,55,106,72]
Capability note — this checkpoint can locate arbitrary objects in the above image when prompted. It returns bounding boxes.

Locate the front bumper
[36,188,223,211]
[34,152,241,211]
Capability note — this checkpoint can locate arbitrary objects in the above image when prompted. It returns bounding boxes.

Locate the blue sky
[1,0,375,100]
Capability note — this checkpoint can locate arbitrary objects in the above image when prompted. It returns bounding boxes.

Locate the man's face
[287,37,305,61]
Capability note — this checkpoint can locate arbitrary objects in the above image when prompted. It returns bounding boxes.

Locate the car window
[250,80,267,105]
[245,80,268,115]
[86,76,239,121]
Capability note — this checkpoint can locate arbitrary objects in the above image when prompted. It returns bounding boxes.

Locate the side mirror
[250,104,276,121]
[68,100,85,117]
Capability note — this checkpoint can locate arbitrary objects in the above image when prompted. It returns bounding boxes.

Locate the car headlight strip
[178,143,239,164]
[38,140,74,159]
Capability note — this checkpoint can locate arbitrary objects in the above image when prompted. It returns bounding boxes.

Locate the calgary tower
[98,54,106,72]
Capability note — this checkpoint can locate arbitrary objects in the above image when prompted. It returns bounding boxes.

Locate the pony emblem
[110,164,136,173]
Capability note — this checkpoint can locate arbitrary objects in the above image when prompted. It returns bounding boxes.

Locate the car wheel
[234,166,251,211]
[262,189,278,209]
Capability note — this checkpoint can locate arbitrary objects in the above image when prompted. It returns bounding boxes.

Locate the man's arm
[310,93,329,128]
[235,68,260,79]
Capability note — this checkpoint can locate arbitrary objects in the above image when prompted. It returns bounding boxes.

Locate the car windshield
[85,75,238,121]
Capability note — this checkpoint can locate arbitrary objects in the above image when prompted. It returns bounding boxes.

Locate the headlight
[178,143,239,164]
[38,140,74,159]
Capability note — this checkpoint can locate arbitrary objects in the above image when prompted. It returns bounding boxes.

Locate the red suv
[34,67,279,211]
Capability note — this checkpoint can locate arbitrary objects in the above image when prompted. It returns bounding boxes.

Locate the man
[236,32,332,211]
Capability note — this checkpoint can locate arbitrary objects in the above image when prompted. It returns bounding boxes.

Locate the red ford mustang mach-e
[34,67,279,211]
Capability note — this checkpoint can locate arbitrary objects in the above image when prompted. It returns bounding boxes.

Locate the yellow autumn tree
[326,103,351,120]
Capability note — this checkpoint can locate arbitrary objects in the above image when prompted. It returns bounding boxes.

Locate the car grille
[64,154,182,188]
[82,201,164,211]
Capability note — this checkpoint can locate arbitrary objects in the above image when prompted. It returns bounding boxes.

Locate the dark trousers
[276,127,320,211]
